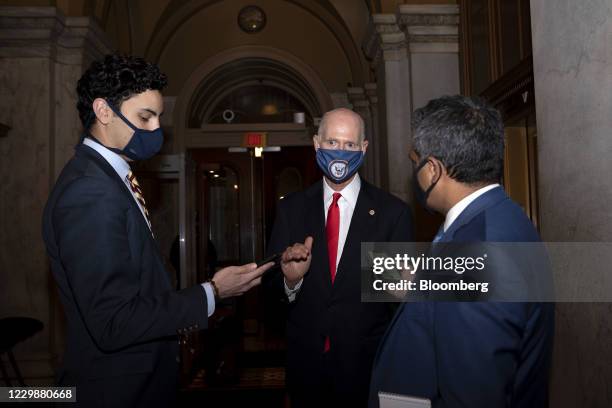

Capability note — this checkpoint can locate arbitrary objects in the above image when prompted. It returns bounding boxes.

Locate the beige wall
[330,0,370,47]
[128,0,172,55]
[0,0,369,92]
[158,1,353,95]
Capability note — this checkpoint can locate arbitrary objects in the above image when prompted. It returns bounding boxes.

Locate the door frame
[180,131,314,289]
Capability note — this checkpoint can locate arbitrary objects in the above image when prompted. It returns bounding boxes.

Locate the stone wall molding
[398,4,459,54]
[0,6,111,63]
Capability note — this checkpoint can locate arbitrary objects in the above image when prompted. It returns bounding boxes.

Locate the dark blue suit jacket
[369,186,554,408]
[42,144,208,407]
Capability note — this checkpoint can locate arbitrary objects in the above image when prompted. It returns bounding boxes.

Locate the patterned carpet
[178,366,288,407]
[186,366,285,390]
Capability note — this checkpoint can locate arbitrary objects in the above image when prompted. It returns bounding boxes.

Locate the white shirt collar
[444,183,501,232]
[323,173,361,208]
[82,137,131,181]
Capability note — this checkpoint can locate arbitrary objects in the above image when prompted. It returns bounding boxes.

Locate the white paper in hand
[379,391,431,408]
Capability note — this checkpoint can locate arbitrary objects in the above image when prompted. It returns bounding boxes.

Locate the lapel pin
[369,209,375,216]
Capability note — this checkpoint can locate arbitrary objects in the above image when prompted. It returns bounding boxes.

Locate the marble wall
[0,56,54,381]
[0,6,111,383]
[531,0,612,406]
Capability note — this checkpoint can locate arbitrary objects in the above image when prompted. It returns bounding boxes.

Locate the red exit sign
[243,132,267,147]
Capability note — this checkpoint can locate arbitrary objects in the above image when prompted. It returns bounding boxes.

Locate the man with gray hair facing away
[369,95,554,408]
[265,108,414,407]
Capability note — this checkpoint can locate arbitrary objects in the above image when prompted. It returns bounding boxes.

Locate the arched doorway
[171,48,332,293]
[175,49,332,286]
[174,54,329,394]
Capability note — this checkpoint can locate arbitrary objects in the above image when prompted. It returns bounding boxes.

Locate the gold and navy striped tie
[126,171,152,229]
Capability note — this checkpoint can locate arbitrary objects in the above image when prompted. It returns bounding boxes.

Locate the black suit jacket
[266,179,413,406]
[42,144,208,408]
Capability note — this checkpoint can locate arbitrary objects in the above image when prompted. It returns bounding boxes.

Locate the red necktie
[326,192,341,283]
[324,192,341,352]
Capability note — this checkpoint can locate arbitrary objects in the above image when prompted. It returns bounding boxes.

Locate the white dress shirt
[285,174,362,301]
[82,138,215,317]
[443,183,501,232]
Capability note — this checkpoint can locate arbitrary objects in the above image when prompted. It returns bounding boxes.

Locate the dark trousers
[289,351,367,408]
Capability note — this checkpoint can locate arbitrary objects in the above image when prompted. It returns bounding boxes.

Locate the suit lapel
[304,181,333,292]
[76,144,171,290]
[76,144,156,242]
[77,144,134,201]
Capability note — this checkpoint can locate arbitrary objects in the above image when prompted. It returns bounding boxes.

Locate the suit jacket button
[176,356,180,363]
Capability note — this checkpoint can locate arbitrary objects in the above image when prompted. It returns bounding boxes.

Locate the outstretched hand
[281,236,314,289]
[212,261,274,299]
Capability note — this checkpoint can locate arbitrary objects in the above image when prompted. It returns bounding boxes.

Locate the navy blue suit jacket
[369,186,554,408]
[42,144,208,407]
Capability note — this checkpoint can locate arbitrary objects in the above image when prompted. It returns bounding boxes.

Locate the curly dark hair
[76,54,168,129]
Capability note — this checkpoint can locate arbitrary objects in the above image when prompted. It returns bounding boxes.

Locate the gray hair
[317,108,366,143]
[412,95,504,184]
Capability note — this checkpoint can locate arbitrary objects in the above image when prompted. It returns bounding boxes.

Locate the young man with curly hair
[42,54,273,407]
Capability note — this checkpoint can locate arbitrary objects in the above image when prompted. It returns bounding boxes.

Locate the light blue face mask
[103,100,163,161]
[316,148,364,184]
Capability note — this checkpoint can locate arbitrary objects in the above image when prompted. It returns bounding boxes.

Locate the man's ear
[361,140,369,154]
[428,157,446,181]
[313,134,321,150]
[92,98,112,126]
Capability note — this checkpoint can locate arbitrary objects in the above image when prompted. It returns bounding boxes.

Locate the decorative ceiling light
[238,5,266,33]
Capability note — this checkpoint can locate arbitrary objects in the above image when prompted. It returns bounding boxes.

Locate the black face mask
[413,158,441,213]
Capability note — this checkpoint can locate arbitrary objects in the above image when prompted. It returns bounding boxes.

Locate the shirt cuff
[201,282,216,317]
[284,278,303,303]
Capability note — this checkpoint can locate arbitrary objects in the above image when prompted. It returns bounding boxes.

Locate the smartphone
[256,252,282,268]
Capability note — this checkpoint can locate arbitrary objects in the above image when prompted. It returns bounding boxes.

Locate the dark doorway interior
[180,146,319,406]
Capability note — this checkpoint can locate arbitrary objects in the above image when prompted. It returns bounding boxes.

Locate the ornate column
[363,5,460,201]
[398,4,460,110]
[329,92,351,109]
[363,14,413,203]
[364,83,382,187]
[0,6,111,383]
[347,86,377,184]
